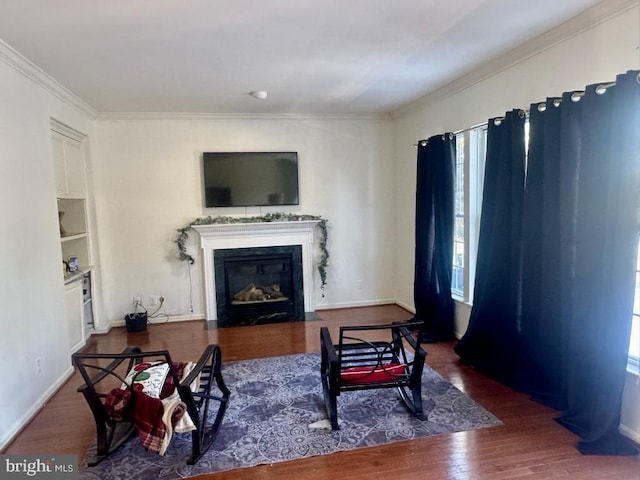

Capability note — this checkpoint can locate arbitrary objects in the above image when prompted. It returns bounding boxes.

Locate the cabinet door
[52,132,67,196]
[52,131,86,198]
[64,281,84,352]
[64,138,86,197]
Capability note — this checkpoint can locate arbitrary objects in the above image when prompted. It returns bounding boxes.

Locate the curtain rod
[414,76,637,146]
[415,122,485,146]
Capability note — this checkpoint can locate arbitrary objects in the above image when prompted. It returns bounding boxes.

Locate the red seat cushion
[340,362,407,384]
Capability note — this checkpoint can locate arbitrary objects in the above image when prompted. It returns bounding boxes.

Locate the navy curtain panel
[412,133,456,342]
[518,97,567,409]
[520,71,640,455]
[453,109,526,387]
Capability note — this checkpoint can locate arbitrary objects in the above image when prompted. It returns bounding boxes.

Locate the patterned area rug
[79,353,501,479]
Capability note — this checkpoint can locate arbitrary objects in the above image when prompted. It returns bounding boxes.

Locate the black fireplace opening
[213,245,304,326]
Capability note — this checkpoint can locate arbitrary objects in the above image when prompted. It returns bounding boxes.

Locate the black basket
[125,312,147,332]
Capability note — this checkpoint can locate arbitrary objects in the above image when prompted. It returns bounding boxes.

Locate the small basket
[125,304,147,333]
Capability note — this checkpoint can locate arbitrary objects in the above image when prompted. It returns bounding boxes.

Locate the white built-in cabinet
[52,121,94,353]
[52,130,86,198]
[63,281,84,351]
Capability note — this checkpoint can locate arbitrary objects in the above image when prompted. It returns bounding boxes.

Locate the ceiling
[0,0,607,115]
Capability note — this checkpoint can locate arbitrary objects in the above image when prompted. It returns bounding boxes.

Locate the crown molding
[392,0,640,118]
[0,38,97,118]
[95,111,391,122]
[50,118,87,141]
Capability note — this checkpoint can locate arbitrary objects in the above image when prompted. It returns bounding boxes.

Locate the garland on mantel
[175,213,329,292]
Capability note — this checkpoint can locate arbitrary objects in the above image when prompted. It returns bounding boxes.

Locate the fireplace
[192,220,319,322]
[214,245,304,326]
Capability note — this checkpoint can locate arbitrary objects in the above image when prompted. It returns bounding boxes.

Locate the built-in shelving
[64,267,94,285]
[61,232,87,242]
[52,120,95,352]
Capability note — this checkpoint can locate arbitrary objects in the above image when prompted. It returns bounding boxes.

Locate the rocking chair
[72,344,230,466]
[320,321,427,430]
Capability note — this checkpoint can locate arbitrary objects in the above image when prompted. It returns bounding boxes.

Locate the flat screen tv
[203,152,299,207]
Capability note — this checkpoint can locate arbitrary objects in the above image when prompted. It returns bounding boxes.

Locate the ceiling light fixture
[251,90,268,99]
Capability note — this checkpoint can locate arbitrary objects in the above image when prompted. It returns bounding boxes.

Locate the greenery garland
[175,213,329,292]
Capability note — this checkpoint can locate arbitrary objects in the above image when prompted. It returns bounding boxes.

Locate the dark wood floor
[5,305,639,479]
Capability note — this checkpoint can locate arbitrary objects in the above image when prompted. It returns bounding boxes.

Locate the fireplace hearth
[214,245,304,326]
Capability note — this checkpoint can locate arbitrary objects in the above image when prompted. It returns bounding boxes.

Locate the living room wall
[391,4,640,442]
[91,115,395,328]
[0,49,94,448]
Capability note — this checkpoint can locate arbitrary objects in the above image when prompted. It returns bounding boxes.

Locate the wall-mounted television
[203,152,299,208]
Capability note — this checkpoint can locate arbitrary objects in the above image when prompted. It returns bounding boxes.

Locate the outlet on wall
[148,295,159,306]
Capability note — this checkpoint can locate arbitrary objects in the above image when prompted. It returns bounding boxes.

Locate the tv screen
[203,152,299,207]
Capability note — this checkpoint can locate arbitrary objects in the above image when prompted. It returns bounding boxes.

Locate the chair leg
[397,385,425,421]
[323,383,339,430]
[86,422,136,466]
[184,345,230,465]
[320,345,339,430]
[410,383,425,420]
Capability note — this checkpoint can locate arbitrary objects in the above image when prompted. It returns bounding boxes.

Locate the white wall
[91,115,395,327]
[392,4,640,442]
[0,51,94,448]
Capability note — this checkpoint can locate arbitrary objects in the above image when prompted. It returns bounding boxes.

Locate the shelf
[64,266,94,285]
[61,232,87,242]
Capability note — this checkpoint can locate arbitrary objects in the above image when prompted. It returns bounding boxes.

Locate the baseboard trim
[0,365,75,452]
[315,298,397,310]
[133,313,204,325]
[619,424,640,444]
[393,299,416,315]
[98,313,205,332]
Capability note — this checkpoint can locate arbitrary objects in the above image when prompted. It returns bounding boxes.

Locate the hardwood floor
[4,305,639,479]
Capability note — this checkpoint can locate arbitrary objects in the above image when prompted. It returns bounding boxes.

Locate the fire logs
[232,283,287,303]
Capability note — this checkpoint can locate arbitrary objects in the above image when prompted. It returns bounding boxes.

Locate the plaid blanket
[105,361,197,455]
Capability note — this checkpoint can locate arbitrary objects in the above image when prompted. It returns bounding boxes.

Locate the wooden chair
[72,344,230,466]
[320,321,427,430]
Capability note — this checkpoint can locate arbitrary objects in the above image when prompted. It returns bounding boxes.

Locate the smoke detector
[250,90,268,100]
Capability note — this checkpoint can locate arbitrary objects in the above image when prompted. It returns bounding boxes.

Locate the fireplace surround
[193,220,320,321]
[213,245,304,326]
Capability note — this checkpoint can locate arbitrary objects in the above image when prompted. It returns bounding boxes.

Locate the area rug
[78,352,501,479]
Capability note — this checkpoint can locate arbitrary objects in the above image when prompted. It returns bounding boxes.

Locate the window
[630,239,640,364]
[452,125,487,303]
[452,135,465,296]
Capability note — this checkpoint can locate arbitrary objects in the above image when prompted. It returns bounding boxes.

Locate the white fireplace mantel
[192,220,320,321]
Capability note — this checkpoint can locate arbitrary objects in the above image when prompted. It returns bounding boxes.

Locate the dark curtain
[518,98,566,409]
[453,109,526,387]
[456,71,639,455]
[412,133,456,342]
[519,71,640,455]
